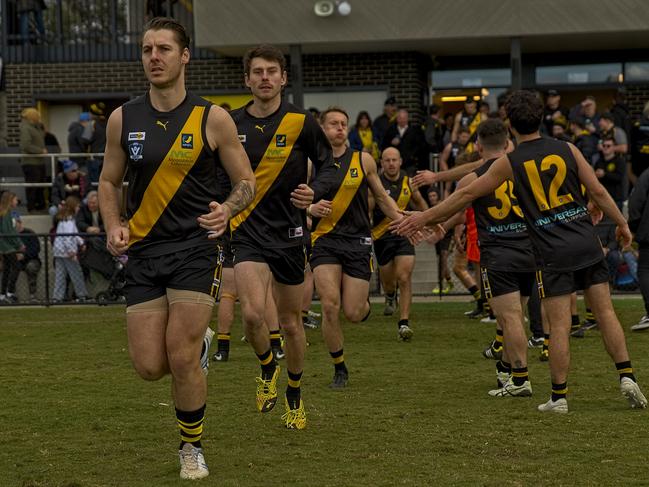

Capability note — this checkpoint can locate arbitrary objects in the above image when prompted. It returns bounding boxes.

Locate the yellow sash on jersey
[465,112,482,153]
[128,106,205,246]
[230,112,306,233]
[311,151,362,246]
[371,176,411,240]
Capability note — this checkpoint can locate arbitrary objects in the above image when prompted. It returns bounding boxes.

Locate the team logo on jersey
[276,134,287,147]
[607,162,616,172]
[238,134,247,143]
[156,120,169,131]
[128,142,143,161]
[181,134,193,149]
[255,124,266,133]
[350,168,359,178]
[128,131,146,141]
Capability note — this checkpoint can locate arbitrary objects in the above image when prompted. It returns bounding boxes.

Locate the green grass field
[2,299,649,487]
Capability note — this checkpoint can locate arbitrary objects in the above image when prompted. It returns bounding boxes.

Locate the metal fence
[0,232,125,306]
[0,0,215,63]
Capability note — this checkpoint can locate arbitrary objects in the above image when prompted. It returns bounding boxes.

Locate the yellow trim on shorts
[536,270,545,298]
[480,267,493,300]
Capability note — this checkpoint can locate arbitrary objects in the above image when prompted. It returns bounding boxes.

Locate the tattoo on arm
[223,180,255,217]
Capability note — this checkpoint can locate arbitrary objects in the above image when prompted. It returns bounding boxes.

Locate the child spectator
[0,191,25,303]
[52,196,88,302]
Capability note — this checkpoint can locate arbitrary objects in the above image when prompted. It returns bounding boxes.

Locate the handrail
[0,152,105,187]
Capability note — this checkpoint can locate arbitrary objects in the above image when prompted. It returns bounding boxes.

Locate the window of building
[536,63,622,85]
[432,69,511,89]
[625,62,649,82]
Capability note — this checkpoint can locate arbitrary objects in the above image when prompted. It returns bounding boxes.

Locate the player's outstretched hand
[411,170,437,189]
[107,225,129,256]
[394,211,428,239]
[198,201,231,239]
[291,184,314,209]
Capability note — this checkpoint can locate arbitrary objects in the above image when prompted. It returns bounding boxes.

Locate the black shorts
[219,234,234,269]
[125,245,222,306]
[480,267,536,299]
[374,237,415,267]
[435,232,452,253]
[232,239,306,286]
[310,242,372,281]
[536,259,610,298]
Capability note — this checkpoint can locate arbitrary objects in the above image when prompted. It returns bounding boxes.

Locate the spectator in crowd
[542,89,569,135]
[630,101,649,185]
[594,136,627,210]
[451,97,482,145]
[67,112,92,166]
[52,196,88,303]
[598,112,628,155]
[0,191,25,303]
[478,100,490,119]
[84,103,108,185]
[424,104,445,155]
[628,167,649,331]
[42,123,61,153]
[19,107,48,213]
[348,110,379,160]
[49,159,89,216]
[308,107,321,121]
[381,108,427,175]
[373,96,398,146]
[570,118,599,165]
[75,190,103,235]
[610,89,632,139]
[551,116,572,142]
[17,0,46,44]
[580,95,600,134]
[441,112,455,147]
[16,221,41,302]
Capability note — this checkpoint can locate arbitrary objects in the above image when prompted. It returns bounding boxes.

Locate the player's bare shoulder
[205,104,238,152]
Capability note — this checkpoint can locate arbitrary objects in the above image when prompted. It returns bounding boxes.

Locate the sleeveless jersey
[448,142,465,169]
[229,99,334,248]
[472,158,536,271]
[121,92,222,258]
[508,137,603,271]
[311,149,371,250]
[371,170,411,241]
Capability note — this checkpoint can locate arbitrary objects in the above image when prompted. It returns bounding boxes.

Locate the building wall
[4,51,430,145]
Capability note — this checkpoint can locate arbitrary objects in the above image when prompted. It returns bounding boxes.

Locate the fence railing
[0,232,125,306]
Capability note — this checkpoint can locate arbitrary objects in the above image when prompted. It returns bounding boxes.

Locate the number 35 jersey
[508,137,603,272]
[472,158,535,272]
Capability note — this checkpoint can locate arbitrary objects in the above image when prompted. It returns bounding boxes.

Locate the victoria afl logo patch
[129,142,143,161]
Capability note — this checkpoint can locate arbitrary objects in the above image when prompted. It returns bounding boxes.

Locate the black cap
[547,89,559,97]
[384,96,397,106]
[601,111,615,121]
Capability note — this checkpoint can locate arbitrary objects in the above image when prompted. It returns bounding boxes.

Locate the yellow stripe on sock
[217,334,231,341]
[178,424,203,435]
[332,355,345,365]
[618,368,634,375]
[177,418,203,428]
[260,353,273,366]
[553,388,568,395]
[512,372,529,378]
[288,378,301,388]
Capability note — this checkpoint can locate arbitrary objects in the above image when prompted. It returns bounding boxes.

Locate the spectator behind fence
[630,101,649,185]
[52,196,88,303]
[598,112,628,155]
[19,107,48,212]
[570,117,599,165]
[594,136,627,209]
[424,104,445,154]
[84,103,107,184]
[0,191,25,304]
[16,221,41,302]
[373,96,398,146]
[542,89,569,136]
[348,111,379,160]
[75,190,103,234]
[17,0,46,44]
[67,112,92,166]
[49,159,89,216]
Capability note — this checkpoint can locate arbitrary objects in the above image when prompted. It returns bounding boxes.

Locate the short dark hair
[320,106,349,124]
[142,17,190,50]
[505,90,543,135]
[243,44,286,76]
[477,119,508,150]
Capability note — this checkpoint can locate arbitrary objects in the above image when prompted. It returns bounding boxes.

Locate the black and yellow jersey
[121,92,223,258]
[311,148,371,250]
[472,158,535,272]
[229,99,335,248]
[508,137,603,271]
[371,170,411,241]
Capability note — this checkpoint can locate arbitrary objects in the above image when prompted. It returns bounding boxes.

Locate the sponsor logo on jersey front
[129,142,143,161]
[350,168,359,178]
[276,134,287,147]
[128,131,146,141]
[181,134,193,149]
[238,134,247,144]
